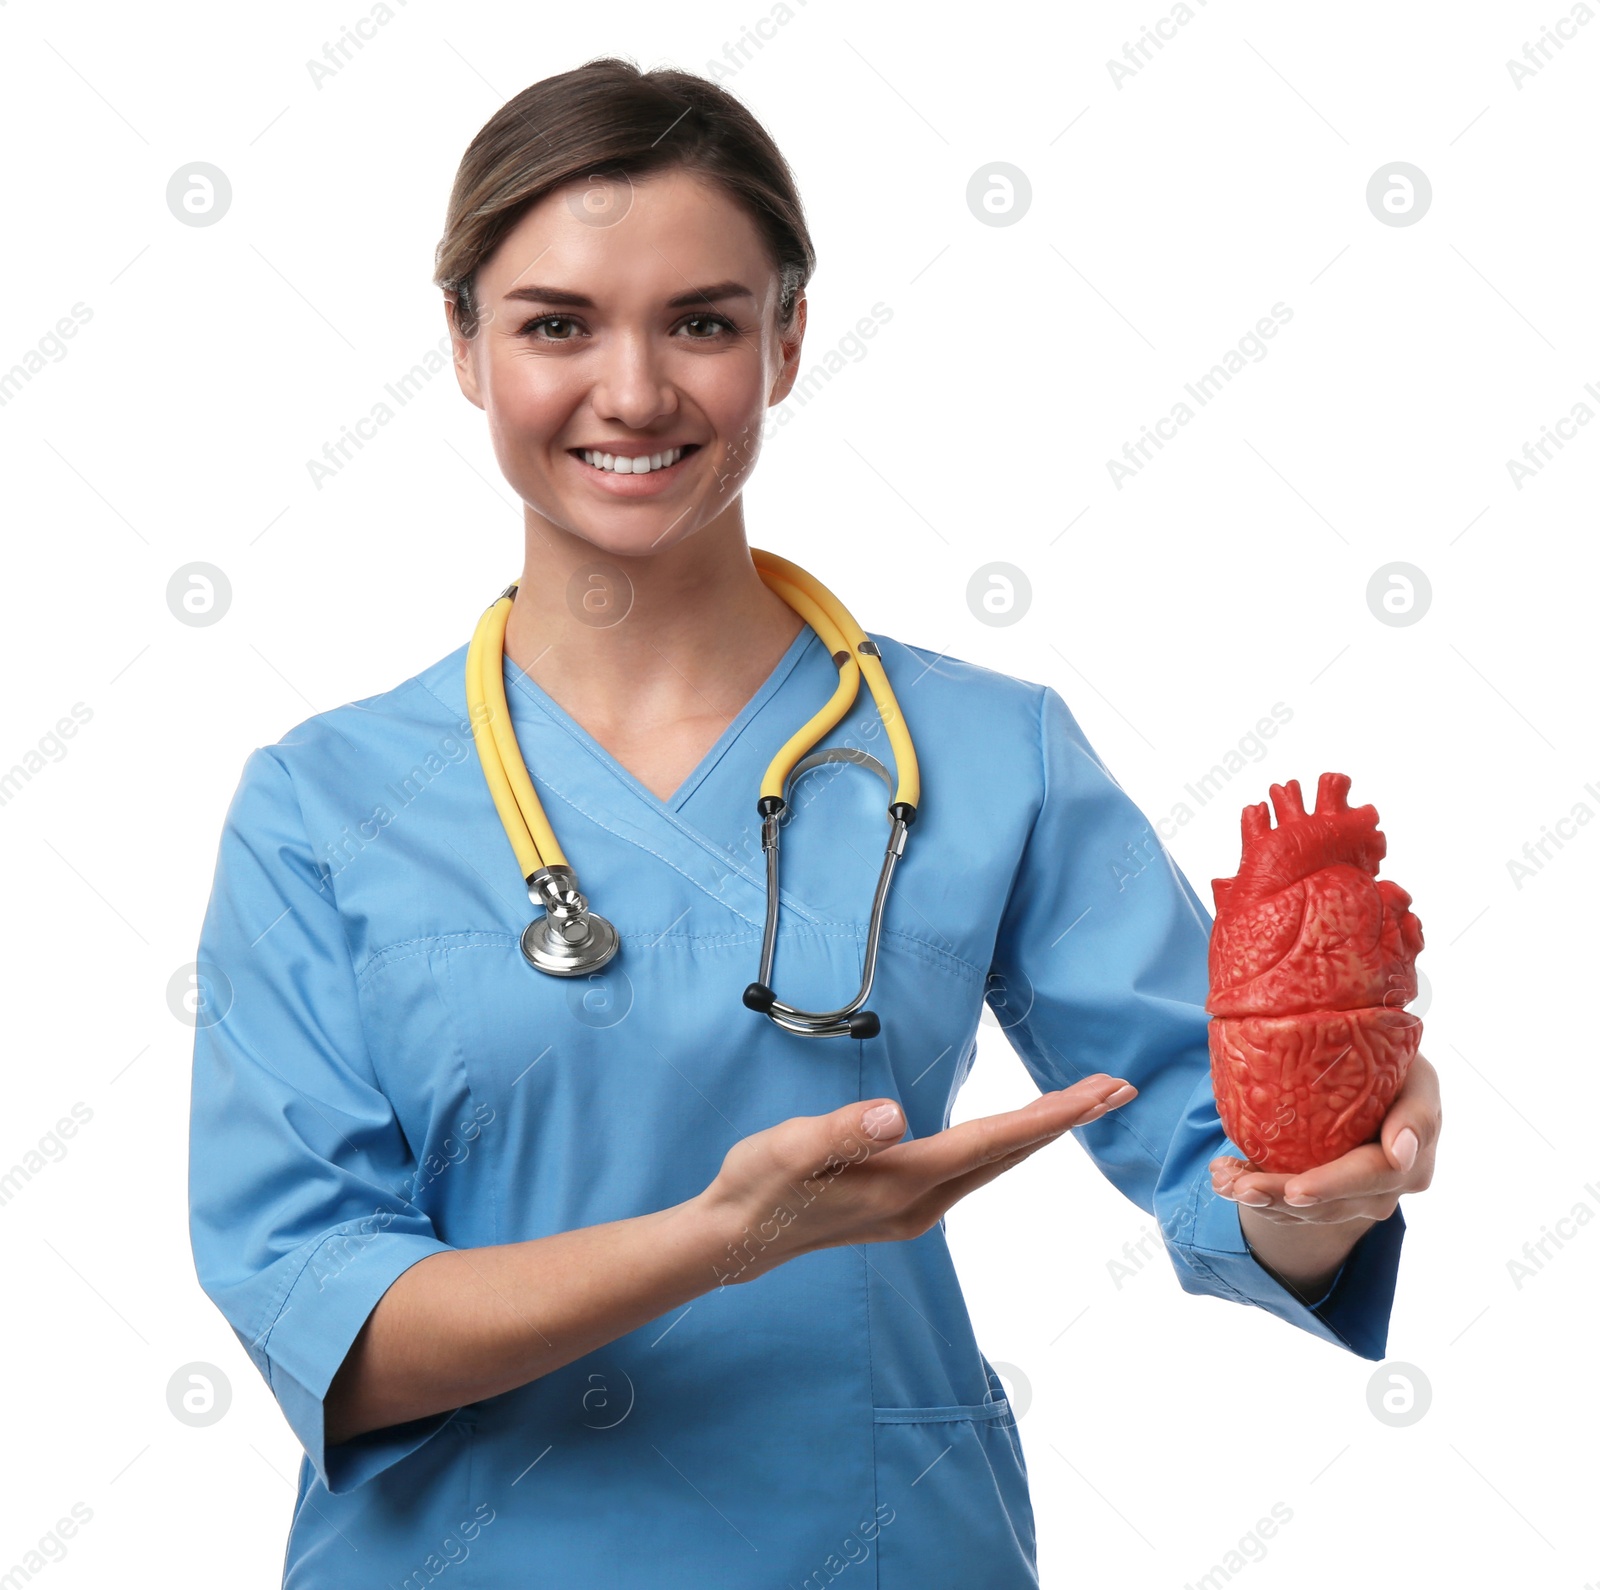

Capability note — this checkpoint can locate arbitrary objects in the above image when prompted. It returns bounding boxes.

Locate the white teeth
[580,446,689,474]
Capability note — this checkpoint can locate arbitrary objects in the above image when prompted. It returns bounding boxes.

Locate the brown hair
[434,57,815,340]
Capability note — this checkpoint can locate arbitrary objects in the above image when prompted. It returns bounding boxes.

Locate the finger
[1321,1052,1440,1196]
[764,1100,911,1190]
[890,1079,1143,1232]
[1212,1055,1442,1208]
[816,1098,913,1169]
[1222,1142,1409,1209]
[890,1075,1138,1187]
[793,1079,1126,1192]
[1211,1156,1277,1206]
[895,1126,1072,1232]
[1210,1156,1403,1224]
[1227,1198,1395,1228]
[1393,1051,1440,1118]
[1379,1052,1440,1186]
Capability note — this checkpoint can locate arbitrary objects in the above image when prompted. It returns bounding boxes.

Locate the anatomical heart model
[1205,773,1425,1174]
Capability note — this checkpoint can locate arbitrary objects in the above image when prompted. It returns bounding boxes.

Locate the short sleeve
[987,685,1405,1361]
[187,747,460,1493]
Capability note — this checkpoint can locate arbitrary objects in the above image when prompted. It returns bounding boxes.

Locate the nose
[589,329,680,431]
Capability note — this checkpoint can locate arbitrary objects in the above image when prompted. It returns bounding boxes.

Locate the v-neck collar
[501,620,819,816]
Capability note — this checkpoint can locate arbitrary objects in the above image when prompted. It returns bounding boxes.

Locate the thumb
[800,1100,905,1181]
[1386,1123,1420,1173]
[859,1099,905,1143]
[822,1098,904,1166]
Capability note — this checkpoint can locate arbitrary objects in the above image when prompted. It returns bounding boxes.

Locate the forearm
[325,1191,732,1446]
[1236,1204,1367,1304]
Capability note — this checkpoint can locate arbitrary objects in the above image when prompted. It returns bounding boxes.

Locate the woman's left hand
[1209,1052,1441,1222]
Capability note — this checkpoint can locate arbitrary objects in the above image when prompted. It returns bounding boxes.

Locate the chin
[543,509,701,562]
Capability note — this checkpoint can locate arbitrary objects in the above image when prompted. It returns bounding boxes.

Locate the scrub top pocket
[871,1393,1038,1589]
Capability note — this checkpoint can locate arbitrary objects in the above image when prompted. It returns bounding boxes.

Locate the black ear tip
[743,982,776,1013]
[848,1011,880,1040]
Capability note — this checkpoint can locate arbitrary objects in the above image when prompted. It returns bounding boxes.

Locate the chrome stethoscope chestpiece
[520,864,620,977]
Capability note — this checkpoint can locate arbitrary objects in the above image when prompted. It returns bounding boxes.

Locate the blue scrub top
[187,622,1404,1588]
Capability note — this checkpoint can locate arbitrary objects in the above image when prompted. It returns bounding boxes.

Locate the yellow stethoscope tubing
[465,547,920,886]
[466,588,567,879]
[752,548,920,810]
[750,569,862,801]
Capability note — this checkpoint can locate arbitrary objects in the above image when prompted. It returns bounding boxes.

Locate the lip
[566,442,702,495]
[571,442,701,458]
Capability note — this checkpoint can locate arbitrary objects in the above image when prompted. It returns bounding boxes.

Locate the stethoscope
[465,548,921,1040]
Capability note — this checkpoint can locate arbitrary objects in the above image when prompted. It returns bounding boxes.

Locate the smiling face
[450,166,807,559]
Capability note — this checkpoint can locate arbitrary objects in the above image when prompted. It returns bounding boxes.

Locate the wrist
[1236,1203,1364,1302]
[678,1184,793,1289]
[673,1186,756,1290]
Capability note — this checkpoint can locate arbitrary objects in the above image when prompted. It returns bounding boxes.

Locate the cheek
[699,366,772,475]
[483,350,578,443]
[686,343,769,426]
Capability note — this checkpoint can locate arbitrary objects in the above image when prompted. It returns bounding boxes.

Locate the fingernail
[862,1103,902,1140]
[1284,1192,1318,1207]
[1237,1189,1271,1206]
[1393,1127,1419,1172]
[1104,1084,1136,1105]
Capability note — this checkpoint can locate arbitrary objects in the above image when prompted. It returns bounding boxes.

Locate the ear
[767,294,808,407]
[446,294,486,411]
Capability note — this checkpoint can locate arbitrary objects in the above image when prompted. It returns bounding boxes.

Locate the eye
[517,314,582,342]
[678,313,737,340]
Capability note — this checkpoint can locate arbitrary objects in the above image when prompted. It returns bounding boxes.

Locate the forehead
[479,168,772,302]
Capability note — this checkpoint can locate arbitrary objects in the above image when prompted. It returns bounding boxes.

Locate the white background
[0,1,1593,1585]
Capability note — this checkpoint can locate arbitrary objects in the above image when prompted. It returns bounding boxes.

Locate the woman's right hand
[699,1075,1138,1285]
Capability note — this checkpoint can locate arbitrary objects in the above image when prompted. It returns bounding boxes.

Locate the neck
[501,508,806,737]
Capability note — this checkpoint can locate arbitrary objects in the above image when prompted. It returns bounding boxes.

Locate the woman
[187,57,1438,1589]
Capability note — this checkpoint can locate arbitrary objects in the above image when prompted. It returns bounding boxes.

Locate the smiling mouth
[569,444,702,475]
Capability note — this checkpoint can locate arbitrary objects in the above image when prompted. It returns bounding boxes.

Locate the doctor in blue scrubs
[187,56,1440,1590]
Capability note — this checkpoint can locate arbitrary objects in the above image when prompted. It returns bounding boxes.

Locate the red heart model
[1205,773,1425,1174]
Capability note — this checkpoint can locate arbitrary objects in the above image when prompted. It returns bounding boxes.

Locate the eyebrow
[502,280,756,311]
